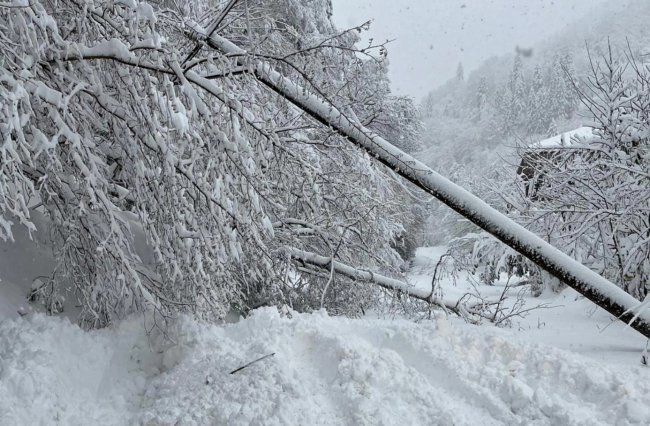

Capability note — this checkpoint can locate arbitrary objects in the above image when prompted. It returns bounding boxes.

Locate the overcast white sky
[331,0,608,100]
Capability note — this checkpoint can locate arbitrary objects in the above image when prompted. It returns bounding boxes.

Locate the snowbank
[0,315,149,425]
[1,308,649,425]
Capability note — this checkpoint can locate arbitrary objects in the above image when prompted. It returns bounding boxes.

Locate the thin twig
[229,352,276,374]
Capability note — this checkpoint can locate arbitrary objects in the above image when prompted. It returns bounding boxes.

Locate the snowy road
[1,307,649,425]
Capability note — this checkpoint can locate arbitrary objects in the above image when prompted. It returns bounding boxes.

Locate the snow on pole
[207,34,650,339]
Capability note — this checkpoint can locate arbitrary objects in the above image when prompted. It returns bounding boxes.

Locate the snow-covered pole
[207,34,650,339]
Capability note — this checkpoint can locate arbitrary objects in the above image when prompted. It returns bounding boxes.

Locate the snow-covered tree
[472,46,649,299]
[0,0,419,325]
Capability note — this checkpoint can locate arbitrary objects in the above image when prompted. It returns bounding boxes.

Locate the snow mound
[0,315,150,425]
[1,309,649,425]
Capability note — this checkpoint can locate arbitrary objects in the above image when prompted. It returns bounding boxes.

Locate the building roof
[532,126,594,149]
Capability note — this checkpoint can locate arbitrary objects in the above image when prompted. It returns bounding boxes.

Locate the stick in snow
[230,352,276,374]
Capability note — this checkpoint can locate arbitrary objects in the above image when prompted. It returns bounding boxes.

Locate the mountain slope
[419,0,650,173]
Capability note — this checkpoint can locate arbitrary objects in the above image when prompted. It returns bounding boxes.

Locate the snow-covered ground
[2,307,650,425]
[410,247,647,366]
[1,244,649,425]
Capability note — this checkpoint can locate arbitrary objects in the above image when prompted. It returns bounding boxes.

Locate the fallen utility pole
[203,33,650,339]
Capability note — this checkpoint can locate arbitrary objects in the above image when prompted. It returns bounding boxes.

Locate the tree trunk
[205,33,650,339]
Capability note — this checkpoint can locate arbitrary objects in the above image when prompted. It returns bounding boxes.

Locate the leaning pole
[204,33,650,339]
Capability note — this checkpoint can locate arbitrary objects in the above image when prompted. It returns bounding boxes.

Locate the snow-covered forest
[0,0,649,424]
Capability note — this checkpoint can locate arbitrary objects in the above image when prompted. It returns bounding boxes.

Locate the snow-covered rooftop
[533,126,594,149]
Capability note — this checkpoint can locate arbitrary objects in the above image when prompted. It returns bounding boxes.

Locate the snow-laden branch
[2,0,420,324]
[207,34,650,339]
[287,247,478,318]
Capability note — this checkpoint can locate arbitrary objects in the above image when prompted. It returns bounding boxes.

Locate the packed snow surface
[1,307,649,426]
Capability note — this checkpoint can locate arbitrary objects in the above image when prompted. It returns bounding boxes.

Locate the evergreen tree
[456,61,465,82]
[559,53,578,118]
[475,76,489,121]
[495,55,528,135]
[546,54,569,119]
[527,65,552,134]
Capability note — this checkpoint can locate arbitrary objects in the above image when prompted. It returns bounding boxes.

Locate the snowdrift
[1,308,649,425]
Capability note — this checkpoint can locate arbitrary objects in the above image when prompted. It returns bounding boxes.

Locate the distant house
[516,127,594,200]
